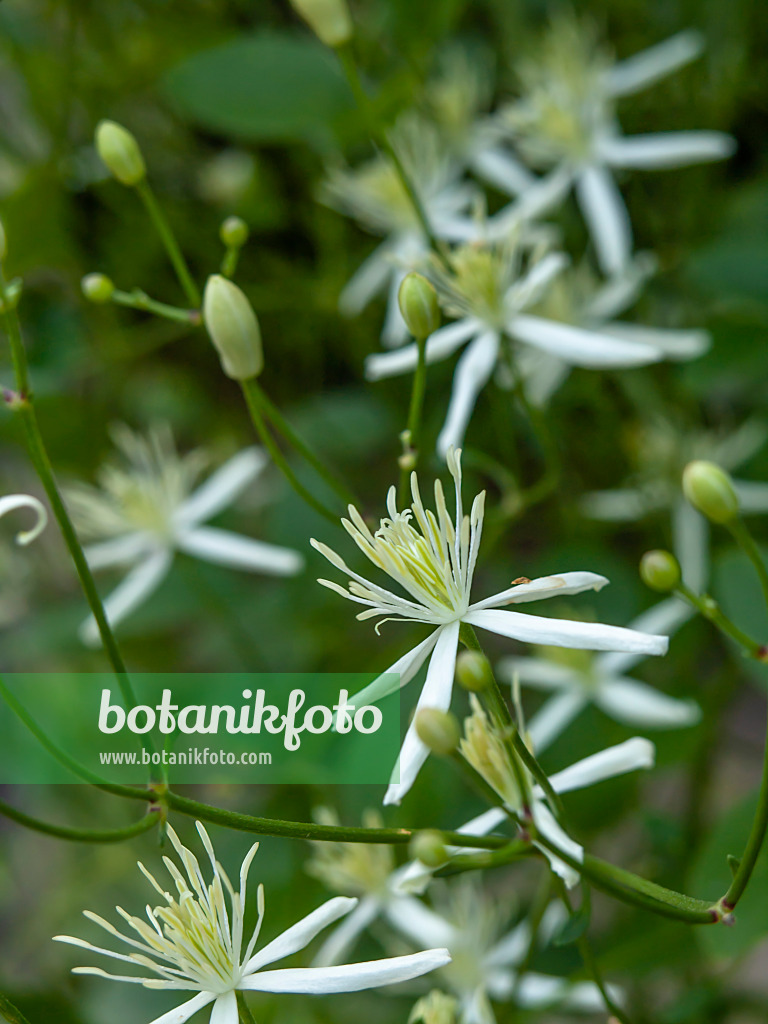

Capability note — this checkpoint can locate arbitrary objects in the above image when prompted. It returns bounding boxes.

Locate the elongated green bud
[683,460,739,524]
[95,120,146,186]
[415,707,460,755]
[456,649,492,691]
[640,550,681,592]
[398,272,440,339]
[81,273,115,304]
[203,274,263,380]
[220,216,249,249]
[289,0,352,46]
[409,830,448,868]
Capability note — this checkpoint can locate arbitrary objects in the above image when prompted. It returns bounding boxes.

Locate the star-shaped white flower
[322,113,478,348]
[365,236,674,455]
[0,492,47,546]
[482,18,734,274]
[387,881,621,1024]
[312,448,667,805]
[66,425,303,645]
[54,821,451,1024]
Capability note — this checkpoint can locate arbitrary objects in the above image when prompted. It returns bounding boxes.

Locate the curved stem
[237,992,257,1024]
[0,800,161,843]
[135,180,201,307]
[112,288,201,325]
[677,583,764,658]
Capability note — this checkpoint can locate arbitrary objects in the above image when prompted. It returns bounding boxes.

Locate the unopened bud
[220,216,249,250]
[398,272,440,339]
[456,649,492,691]
[415,707,460,755]
[203,274,263,380]
[95,120,146,186]
[81,273,115,304]
[640,550,681,592]
[409,829,448,868]
[398,452,417,472]
[683,460,739,524]
[289,0,352,47]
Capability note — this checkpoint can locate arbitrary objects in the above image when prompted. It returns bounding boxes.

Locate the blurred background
[0,0,766,1021]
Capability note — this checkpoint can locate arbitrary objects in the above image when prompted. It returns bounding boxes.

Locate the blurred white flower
[0,492,47,546]
[388,881,620,1024]
[366,236,671,454]
[54,821,451,1024]
[486,17,734,274]
[321,113,477,347]
[312,448,667,805]
[66,425,303,645]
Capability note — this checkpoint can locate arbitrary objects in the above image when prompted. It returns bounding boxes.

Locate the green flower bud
[95,120,146,187]
[398,272,440,339]
[640,550,681,592]
[455,649,492,691]
[682,460,739,524]
[0,216,6,262]
[289,0,352,47]
[220,216,249,250]
[409,829,448,868]
[81,273,115,304]
[203,275,263,381]
[414,707,460,755]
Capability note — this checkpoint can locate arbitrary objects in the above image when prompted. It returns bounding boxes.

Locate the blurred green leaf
[161,31,353,144]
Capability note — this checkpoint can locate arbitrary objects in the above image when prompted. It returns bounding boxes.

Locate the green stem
[236,992,257,1024]
[433,841,532,877]
[677,583,764,658]
[0,992,33,1024]
[240,377,339,523]
[398,333,428,506]
[221,247,240,279]
[728,517,768,615]
[136,180,201,307]
[112,288,201,325]
[255,382,358,507]
[0,800,161,843]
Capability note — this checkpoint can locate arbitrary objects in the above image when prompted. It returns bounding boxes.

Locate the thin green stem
[0,992,33,1024]
[433,841,533,877]
[728,517,768,615]
[112,288,201,325]
[255,382,358,507]
[221,247,240,279]
[677,583,764,658]
[240,378,339,523]
[398,334,428,506]
[236,992,257,1024]
[0,800,161,844]
[136,180,201,307]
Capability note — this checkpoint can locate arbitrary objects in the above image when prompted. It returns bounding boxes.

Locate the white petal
[580,488,651,521]
[531,802,582,889]
[436,332,499,456]
[547,737,655,794]
[466,608,669,655]
[241,950,452,994]
[509,314,660,368]
[583,254,657,322]
[488,166,574,233]
[514,345,570,406]
[599,132,735,169]
[673,497,709,592]
[0,493,47,545]
[312,897,382,968]
[595,679,701,728]
[339,242,394,316]
[209,992,238,1024]
[526,690,588,753]
[509,253,569,311]
[471,571,609,610]
[244,897,357,974]
[485,919,530,969]
[176,526,303,575]
[604,30,704,97]
[384,621,460,805]
[79,548,172,646]
[597,596,693,677]
[83,532,151,570]
[176,448,267,527]
[147,993,216,1024]
[343,630,442,709]
[385,895,458,948]
[734,480,768,514]
[599,321,710,361]
[575,165,633,275]
[381,267,411,348]
[514,972,569,1008]
[497,657,582,691]
[471,145,536,195]
[365,318,481,382]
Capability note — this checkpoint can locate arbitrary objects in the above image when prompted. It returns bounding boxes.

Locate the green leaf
[688,789,768,960]
[553,908,590,946]
[161,30,353,144]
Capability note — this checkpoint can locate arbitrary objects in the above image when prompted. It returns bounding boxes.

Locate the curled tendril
[0,494,47,546]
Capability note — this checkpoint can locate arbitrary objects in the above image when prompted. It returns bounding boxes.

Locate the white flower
[0,492,47,546]
[54,821,451,1024]
[311,448,668,805]
[365,235,671,456]
[321,113,478,347]
[485,17,734,274]
[66,425,303,645]
[387,881,620,1024]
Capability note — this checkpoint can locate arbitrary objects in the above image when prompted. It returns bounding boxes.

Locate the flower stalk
[135,178,201,307]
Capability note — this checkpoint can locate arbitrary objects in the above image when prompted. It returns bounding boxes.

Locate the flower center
[151,890,241,993]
